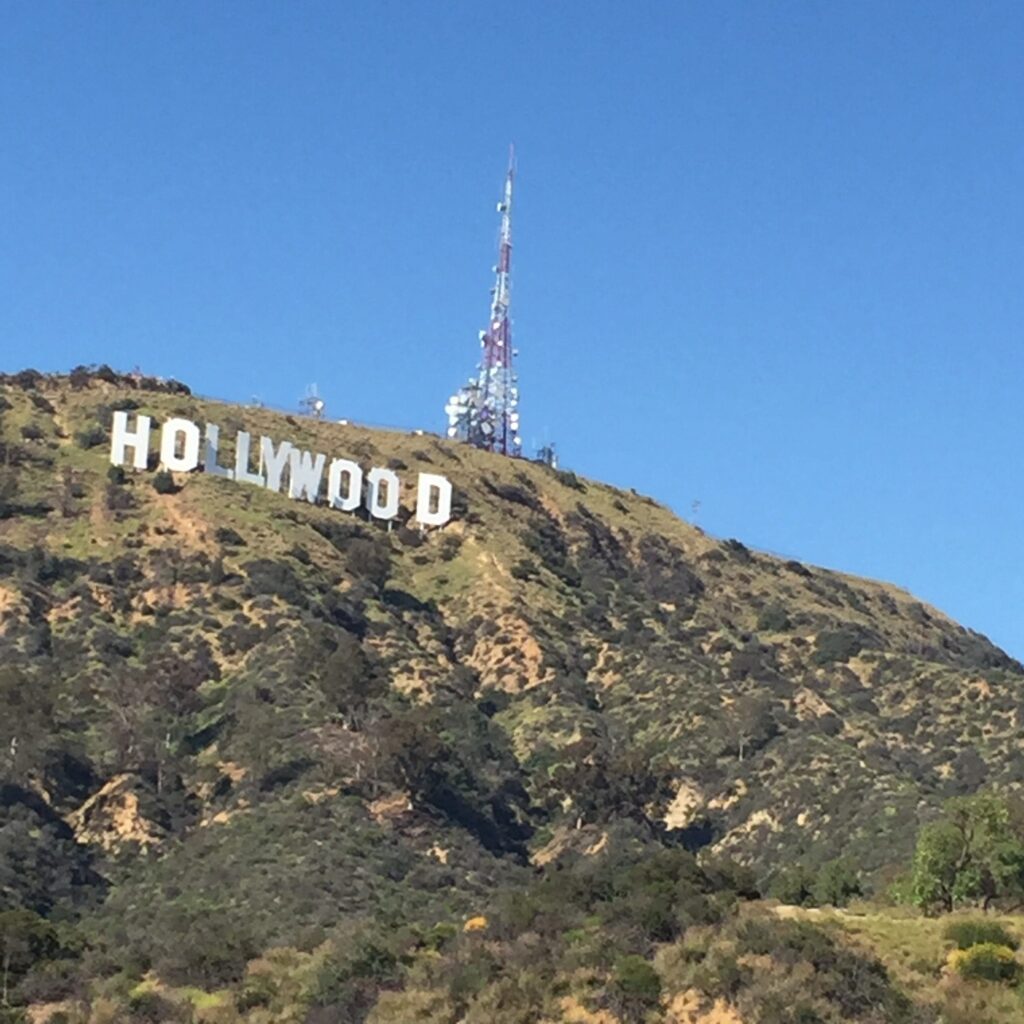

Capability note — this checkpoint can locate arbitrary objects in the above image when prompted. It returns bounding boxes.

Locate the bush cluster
[948,943,1020,983]
[769,857,862,908]
[151,470,177,494]
[944,919,1018,952]
[757,602,791,632]
[813,628,864,665]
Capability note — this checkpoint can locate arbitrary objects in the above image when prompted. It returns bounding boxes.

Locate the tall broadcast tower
[445,148,521,456]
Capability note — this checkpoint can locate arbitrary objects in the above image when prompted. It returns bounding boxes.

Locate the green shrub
[612,955,661,1013]
[949,942,1020,983]
[812,628,863,665]
[152,470,177,494]
[734,916,910,1019]
[105,481,133,511]
[723,538,751,562]
[757,603,791,632]
[690,945,745,998]
[812,858,862,908]
[555,469,585,491]
[28,393,54,413]
[0,910,61,1003]
[151,912,259,987]
[420,922,458,952]
[521,516,580,587]
[346,537,392,588]
[438,534,462,561]
[11,370,42,389]
[305,928,404,1021]
[769,865,817,907]
[75,425,107,449]
[944,919,1019,951]
[127,989,189,1022]
[510,558,538,581]
[242,559,307,606]
[236,976,273,1011]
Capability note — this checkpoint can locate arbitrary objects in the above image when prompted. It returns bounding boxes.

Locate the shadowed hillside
[1,367,1022,1022]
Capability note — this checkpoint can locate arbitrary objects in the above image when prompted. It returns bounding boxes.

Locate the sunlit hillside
[2,367,1022,1023]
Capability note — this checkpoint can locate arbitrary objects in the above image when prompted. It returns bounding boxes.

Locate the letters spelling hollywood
[109,411,453,526]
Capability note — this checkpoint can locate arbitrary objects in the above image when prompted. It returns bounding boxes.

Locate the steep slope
[1,368,1022,1013]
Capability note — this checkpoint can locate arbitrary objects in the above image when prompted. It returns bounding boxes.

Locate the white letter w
[288,448,326,503]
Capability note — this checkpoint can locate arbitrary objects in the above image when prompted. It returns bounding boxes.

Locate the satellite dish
[300,383,327,419]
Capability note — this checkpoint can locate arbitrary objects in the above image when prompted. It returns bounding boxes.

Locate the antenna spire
[445,148,522,456]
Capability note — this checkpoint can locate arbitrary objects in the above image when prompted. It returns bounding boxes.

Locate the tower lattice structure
[445,148,521,456]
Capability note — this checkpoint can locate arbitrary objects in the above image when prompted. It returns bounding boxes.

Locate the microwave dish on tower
[300,383,326,419]
[445,147,521,457]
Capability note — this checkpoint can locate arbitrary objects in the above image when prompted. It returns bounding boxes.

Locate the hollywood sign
[109,411,453,526]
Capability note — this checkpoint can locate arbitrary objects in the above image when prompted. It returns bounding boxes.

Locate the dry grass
[779,904,1024,1020]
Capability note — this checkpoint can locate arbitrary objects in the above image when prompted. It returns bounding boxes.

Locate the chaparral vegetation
[1,368,1023,1023]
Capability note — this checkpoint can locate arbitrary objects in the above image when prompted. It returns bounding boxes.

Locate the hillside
[1,367,1023,1023]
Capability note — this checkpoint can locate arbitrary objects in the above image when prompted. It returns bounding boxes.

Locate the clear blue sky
[2,3,1022,657]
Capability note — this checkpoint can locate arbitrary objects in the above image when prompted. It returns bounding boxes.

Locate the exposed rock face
[665,991,746,1024]
[67,774,166,851]
[664,780,705,830]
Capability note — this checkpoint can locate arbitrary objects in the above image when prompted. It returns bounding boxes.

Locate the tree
[74,425,106,449]
[909,793,1024,913]
[610,955,661,1023]
[714,693,776,763]
[319,635,380,729]
[769,865,816,907]
[550,736,673,829]
[346,539,391,589]
[0,669,53,781]
[0,471,18,519]
[757,603,791,633]
[812,858,862,908]
[0,910,57,1007]
[143,640,218,795]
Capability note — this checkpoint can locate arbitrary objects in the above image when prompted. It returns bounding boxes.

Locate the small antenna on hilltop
[300,383,326,419]
[536,442,558,469]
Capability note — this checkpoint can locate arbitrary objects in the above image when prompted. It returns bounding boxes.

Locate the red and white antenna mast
[445,147,522,455]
